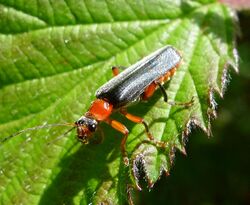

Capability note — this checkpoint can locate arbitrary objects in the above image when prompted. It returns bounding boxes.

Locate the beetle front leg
[104,118,130,166]
[120,109,166,148]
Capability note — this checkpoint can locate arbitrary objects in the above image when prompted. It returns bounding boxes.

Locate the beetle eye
[89,124,97,132]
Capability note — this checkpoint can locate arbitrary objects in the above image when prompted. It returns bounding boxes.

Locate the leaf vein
[0,3,47,25]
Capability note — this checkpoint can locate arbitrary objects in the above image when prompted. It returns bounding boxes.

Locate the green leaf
[0,0,238,204]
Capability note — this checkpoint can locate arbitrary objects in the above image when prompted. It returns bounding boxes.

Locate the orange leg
[120,109,166,147]
[111,66,127,77]
[112,66,120,76]
[142,75,168,101]
[105,118,130,166]
[143,69,193,107]
[127,184,136,204]
[142,82,157,100]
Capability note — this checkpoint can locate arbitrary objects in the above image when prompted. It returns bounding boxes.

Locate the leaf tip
[131,154,143,191]
[165,170,170,177]
[179,147,187,156]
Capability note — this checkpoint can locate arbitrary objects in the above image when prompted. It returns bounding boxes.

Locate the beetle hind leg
[156,82,194,107]
[142,82,157,100]
[143,68,194,107]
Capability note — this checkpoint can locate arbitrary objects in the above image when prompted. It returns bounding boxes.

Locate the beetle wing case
[95,46,182,108]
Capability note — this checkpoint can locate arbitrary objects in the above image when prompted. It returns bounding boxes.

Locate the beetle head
[75,116,98,144]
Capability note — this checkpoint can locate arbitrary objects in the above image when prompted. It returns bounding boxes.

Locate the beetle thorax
[87,99,113,121]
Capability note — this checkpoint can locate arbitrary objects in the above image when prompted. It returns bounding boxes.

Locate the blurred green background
[138,12,250,205]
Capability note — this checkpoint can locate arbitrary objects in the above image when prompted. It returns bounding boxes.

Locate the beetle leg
[112,66,120,76]
[156,82,168,102]
[127,184,136,204]
[142,82,157,100]
[111,66,127,76]
[120,109,166,148]
[104,118,130,166]
[156,82,194,107]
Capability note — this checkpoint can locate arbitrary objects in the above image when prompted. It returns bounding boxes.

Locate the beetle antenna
[47,127,76,145]
[0,123,75,145]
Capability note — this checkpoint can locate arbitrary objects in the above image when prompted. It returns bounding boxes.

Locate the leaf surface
[0,0,238,204]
